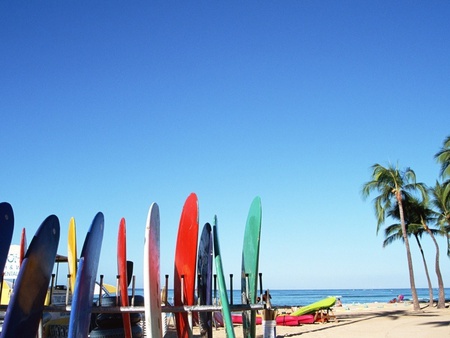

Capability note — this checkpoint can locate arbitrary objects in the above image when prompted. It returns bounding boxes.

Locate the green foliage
[431,181,450,227]
[384,196,442,247]
[362,163,428,234]
[430,181,450,255]
[435,136,450,179]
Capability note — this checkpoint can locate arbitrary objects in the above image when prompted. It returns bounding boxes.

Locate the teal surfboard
[1,214,60,338]
[213,216,235,338]
[68,212,104,338]
[241,196,262,338]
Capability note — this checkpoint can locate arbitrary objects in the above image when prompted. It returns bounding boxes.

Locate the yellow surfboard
[68,217,77,293]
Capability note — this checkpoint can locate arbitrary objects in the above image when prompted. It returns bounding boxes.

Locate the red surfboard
[174,193,199,338]
[117,218,132,338]
[19,227,27,266]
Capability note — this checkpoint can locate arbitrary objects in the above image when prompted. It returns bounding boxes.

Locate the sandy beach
[164,301,450,337]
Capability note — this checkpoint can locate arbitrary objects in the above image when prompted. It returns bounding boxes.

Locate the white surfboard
[143,202,162,338]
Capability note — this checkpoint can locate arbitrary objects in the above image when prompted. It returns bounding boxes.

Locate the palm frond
[435,135,450,179]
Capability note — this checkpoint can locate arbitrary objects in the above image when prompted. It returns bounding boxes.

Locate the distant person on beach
[336,298,342,307]
[262,293,272,303]
[257,292,272,314]
[257,292,272,303]
[388,294,404,303]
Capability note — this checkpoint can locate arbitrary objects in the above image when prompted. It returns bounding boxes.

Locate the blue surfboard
[1,214,60,338]
[197,222,213,338]
[0,202,14,276]
[68,212,104,338]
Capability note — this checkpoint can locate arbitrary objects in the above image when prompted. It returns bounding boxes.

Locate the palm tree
[412,201,446,308]
[433,136,450,264]
[431,181,450,247]
[435,135,450,179]
[390,196,446,308]
[383,222,434,308]
[362,163,428,311]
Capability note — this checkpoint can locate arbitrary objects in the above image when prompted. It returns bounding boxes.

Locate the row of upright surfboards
[172,193,263,338]
[0,194,262,338]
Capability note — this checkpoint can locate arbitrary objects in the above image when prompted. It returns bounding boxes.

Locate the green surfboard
[213,216,235,338]
[241,196,262,338]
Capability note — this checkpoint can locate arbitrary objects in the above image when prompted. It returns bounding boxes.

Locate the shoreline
[161,301,450,337]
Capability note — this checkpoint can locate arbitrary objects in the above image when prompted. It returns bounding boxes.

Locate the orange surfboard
[174,193,199,338]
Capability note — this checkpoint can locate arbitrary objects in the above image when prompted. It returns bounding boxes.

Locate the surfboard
[143,202,162,338]
[290,297,336,316]
[162,274,169,335]
[0,202,14,275]
[117,217,132,338]
[126,260,133,287]
[213,216,236,338]
[241,196,262,338]
[68,212,104,338]
[232,313,314,326]
[197,222,213,338]
[1,214,60,338]
[19,228,27,267]
[68,217,77,294]
[174,193,199,338]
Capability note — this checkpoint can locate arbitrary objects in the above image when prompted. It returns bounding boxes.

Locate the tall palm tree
[362,163,428,311]
[435,135,450,179]
[389,196,446,308]
[383,222,434,308]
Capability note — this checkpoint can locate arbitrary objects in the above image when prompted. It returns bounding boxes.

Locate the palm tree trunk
[413,234,434,308]
[398,196,420,310]
[427,228,446,308]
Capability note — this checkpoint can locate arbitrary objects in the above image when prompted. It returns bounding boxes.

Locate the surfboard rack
[40,303,265,314]
[162,304,266,313]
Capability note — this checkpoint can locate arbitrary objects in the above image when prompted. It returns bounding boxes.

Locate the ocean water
[133,288,450,307]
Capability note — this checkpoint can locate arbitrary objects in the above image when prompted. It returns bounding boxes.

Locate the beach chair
[313,307,337,323]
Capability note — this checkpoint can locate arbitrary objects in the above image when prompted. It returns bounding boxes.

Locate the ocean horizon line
[130,287,450,306]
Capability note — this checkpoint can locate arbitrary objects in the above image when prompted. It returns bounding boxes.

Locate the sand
[163,301,450,337]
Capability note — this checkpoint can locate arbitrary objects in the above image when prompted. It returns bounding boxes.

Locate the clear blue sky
[1,1,449,290]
